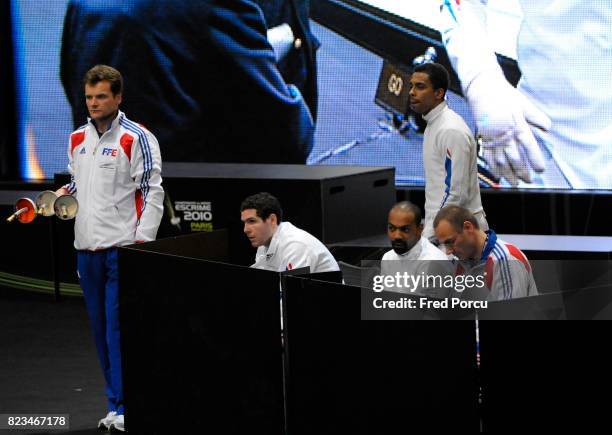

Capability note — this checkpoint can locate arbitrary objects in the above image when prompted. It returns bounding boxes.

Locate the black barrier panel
[295,270,343,284]
[118,241,284,434]
[479,315,612,432]
[131,228,229,262]
[477,291,567,320]
[531,260,612,293]
[561,286,612,320]
[477,286,612,321]
[282,276,480,434]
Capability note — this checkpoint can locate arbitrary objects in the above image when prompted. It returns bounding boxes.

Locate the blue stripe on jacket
[440,154,452,208]
[119,117,152,220]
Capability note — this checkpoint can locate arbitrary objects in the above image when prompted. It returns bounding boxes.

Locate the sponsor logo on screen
[174,200,213,232]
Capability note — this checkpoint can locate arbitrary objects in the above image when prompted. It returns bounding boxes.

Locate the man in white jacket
[240,192,339,273]
[380,201,453,298]
[409,62,487,239]
[57,65,164,433]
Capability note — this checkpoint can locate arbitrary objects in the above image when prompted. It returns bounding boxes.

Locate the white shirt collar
[395,236,426,260]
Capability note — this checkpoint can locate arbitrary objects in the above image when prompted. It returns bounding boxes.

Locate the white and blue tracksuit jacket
[64,110,164,250]
[455,230,538,300]
[422,101,486,238]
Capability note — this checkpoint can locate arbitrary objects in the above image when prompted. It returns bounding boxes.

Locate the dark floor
[0,286,106,434]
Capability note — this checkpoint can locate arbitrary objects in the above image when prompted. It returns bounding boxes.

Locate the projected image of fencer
[440,0,612,189]
[60,0,317,165]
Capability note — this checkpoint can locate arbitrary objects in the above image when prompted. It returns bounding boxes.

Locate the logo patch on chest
[102,147,118,157]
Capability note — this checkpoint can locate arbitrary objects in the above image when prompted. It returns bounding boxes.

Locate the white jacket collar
[422,100,447,124]
[261,221,293,259]
[395,236,426,260]
[88,110,125,133]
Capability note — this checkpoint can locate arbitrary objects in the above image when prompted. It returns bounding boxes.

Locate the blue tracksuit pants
[77,248,124,415]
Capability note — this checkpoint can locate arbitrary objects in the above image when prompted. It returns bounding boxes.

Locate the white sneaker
[109,414,125,432]
[98,411,117,430]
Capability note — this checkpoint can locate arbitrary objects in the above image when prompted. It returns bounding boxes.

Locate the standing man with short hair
[433,205,537,300]
[57,64,164,432]
[240,192,339,273]
[409,62,487,239]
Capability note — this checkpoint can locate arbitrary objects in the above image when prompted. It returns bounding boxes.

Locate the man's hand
[466,67,552,186]
[55,187,70,196]
[440,0,552,185]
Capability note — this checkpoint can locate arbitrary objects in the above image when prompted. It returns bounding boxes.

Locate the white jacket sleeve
[439,129,473,209]
[131,129,164,242]
[63,138,77,195]
[488,259,538,301]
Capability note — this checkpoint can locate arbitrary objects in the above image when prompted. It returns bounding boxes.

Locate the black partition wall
[118,234,285,434]
[479,316,612,432]
[282,276,480,434]
[118,231,482,434]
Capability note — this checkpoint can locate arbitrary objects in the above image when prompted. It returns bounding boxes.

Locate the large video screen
[313,0,612,190]
[8,0,612,190]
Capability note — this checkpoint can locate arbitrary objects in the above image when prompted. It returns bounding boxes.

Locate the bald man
[380,201,452,297]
